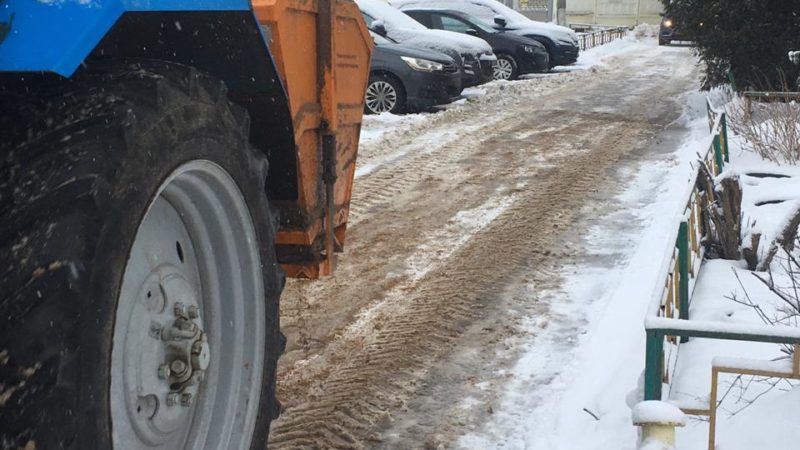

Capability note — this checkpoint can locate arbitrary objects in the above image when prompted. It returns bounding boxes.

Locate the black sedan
[403,8,549,80]
[366,31,463,114]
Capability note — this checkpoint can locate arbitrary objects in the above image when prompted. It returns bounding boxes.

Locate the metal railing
[642,99,730,402]
[742,91,800,118]
[576,27,628,51]
[639,96,800,450]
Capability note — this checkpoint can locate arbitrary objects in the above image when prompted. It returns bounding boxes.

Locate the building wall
[501,0,550,22]
[566,0,662,27]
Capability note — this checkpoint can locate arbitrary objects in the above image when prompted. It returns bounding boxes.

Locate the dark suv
[659,16,686,46]
[404,8,549,80]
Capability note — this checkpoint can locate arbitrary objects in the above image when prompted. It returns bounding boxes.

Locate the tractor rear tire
[0,60,283,449]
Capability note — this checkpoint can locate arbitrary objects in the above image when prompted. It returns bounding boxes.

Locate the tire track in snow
[270,112,656,449]
[269,44,697,449]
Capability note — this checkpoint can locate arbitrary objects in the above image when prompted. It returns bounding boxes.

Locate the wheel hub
[112,160,267,450]
[366,81,397,113]
[494,59,514,80]
[124,269,208,443]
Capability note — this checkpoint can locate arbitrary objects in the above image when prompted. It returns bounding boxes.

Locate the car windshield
[465,15,497,33]
[481,1,531,26]
[357,0,428,30]
[370,31,396,45]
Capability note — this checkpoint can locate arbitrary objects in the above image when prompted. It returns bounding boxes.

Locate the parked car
[658,16,686,46]
[365,31,463,114]
[392,0,580,68]
[356,0,496,86]
[403,8,549,80]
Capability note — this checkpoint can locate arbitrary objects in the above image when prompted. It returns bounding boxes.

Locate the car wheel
[659,38,669,46]
[365,74,405,114]
[493,54,518,80]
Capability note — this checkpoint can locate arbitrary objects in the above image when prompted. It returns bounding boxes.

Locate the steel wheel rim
[366,80,398,113]
[494,58,514,80]
[111,160,266,449]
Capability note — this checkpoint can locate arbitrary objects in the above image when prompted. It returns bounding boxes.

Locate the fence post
[727,69,737,92]
[644,330,664,401]
[720,113,730,163]
[705,99,714,132]
[677,221,690,342]
[713,134,724,175]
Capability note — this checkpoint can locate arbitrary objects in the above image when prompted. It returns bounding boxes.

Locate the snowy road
[268,39,701,449]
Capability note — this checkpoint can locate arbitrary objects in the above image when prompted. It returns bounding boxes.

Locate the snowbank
[567,31,655,70]
[633,23,659,38]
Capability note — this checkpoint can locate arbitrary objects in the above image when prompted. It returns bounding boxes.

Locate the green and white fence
[642,99,730,402]
[639,96,800,449]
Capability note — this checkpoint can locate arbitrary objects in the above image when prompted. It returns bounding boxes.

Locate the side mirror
[494,15,507,27]
[370,20,388,37]
[466,28,479,37]
[790,50,800,65]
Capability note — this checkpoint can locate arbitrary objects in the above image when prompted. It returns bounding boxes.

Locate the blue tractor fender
[0,0,298,201]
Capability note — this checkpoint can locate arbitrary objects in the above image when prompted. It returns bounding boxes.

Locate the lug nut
[149,322,162,339]
[157,364,171,379]
[174,302,186,317]
[170,359,188,376]
[187,305,199,319]
[180,393,193,407]
[166,392,180,406]
[179,319,197,332]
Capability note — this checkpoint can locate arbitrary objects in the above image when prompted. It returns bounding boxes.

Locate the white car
[356,0,497,86]
[391,0,580,67]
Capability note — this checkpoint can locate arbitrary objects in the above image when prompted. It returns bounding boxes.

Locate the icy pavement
[358,33,653,161]
[457,90,712,450]
[270,38,702,449]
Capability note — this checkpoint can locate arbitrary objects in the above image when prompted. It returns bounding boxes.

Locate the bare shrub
[729,101,800,164]
[726,75,800,165]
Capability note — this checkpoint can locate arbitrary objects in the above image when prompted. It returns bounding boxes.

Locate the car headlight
[664,19,673,27]
[522,45,536,54]
[401,56,444,72]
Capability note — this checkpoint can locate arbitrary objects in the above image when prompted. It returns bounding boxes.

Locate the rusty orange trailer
[256,0,373,279]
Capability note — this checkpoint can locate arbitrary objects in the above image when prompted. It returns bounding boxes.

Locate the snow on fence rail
[638,97,800,450]
[575,27,628,51]
[642,98,730,403]
[742,90,800,118]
